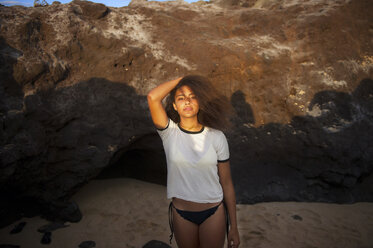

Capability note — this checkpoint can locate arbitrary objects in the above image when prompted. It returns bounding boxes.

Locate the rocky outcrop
[0,0,372,226]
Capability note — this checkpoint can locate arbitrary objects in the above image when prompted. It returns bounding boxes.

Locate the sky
[0,0,203,7]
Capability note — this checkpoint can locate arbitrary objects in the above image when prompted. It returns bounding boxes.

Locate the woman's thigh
[172,207,199,248]
[199,204,226,248]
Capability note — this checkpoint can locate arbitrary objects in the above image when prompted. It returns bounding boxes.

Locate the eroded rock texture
[0,0,372,225]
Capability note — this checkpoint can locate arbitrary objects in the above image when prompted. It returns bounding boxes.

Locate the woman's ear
[173,102,177,111]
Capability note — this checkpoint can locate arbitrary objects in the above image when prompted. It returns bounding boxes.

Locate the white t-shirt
[157,119,230,203]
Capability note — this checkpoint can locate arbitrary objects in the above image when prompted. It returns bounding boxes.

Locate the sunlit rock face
[0,0,372,225]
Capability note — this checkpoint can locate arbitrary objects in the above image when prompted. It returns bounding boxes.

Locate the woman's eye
[177,97,184,101]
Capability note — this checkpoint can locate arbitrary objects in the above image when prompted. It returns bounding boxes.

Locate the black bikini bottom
[168,201,229,244]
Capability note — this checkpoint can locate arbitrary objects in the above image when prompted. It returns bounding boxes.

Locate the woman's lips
[183,107,193,111]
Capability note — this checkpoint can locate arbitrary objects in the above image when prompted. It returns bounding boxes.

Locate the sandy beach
[1,178,372,248]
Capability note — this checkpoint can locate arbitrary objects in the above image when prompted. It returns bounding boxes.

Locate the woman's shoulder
[206,126,226,138]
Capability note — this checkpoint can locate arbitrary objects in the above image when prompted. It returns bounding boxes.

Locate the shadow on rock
[229,78,373,204]
[0,77,152,227]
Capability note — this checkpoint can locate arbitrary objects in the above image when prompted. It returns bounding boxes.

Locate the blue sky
[0,0,203,7]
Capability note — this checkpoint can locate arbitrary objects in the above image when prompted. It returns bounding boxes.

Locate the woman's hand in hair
[147,77,183,129]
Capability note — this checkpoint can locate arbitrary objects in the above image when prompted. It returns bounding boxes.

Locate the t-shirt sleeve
[216,131,230,163]
[156,118,176,142]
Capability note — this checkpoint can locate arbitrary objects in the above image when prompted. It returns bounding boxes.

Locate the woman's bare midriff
[172,197,222,211]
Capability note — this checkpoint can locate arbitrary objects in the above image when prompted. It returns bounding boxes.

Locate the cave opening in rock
[96,133,167,186]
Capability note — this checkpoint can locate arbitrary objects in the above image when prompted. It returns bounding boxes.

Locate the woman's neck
[179,118,202,131]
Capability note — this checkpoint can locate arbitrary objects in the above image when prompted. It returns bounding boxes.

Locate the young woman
[147,75,240,248]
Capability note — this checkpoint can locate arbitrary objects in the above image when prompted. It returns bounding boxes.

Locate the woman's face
[173,86,200,119]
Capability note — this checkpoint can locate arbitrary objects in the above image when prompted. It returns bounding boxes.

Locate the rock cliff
[0,0,372,225]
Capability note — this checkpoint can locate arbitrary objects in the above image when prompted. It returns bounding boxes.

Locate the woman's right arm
[147,77,182,129]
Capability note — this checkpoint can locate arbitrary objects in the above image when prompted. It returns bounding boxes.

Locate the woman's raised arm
[147,77,182,129]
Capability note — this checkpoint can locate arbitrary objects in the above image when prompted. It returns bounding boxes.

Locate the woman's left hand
[227,226,240,248]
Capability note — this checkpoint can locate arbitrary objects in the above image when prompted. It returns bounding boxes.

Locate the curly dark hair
[165,75,232,131]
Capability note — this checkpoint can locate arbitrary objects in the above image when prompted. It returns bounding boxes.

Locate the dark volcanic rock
[37,221,69,233]
[0,0,372,226]
[9,221,26,234]
[291,215,302,221]
[79,241,96,248]
[41,201,82,223]
[143,240,171,248]
[41,231,52,244]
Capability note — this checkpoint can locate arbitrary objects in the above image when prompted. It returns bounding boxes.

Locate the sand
[0,178,372,248]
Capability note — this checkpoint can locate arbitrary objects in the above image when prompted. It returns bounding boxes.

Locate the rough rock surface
[0,0,372,226]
